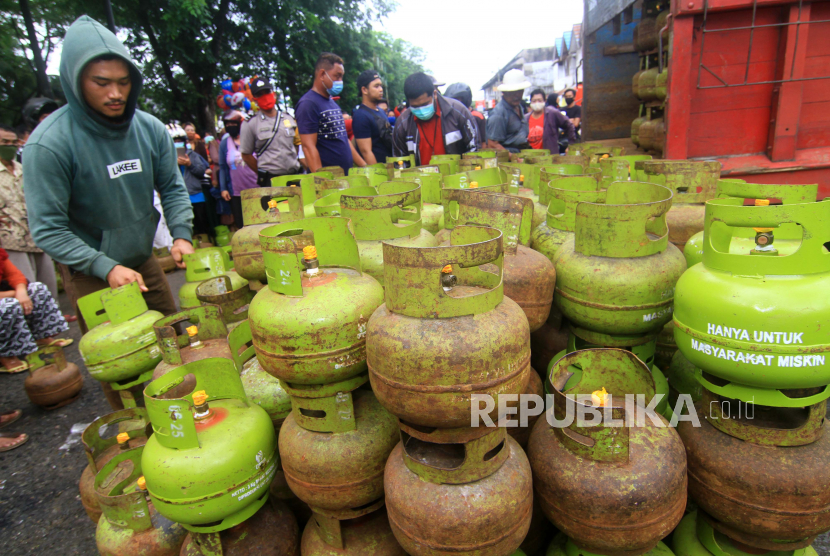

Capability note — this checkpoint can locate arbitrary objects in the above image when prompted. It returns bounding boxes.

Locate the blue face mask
[325,71,344,96]
[411,102,435,121]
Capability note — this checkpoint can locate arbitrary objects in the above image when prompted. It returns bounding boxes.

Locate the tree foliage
[0,0,426,131]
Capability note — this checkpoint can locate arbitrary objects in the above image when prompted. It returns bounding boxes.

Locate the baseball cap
[250,78,273,97]
[357,70,381,91]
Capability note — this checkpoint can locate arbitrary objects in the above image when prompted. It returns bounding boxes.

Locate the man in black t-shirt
[353,69,393,164]
[562,88,582,142]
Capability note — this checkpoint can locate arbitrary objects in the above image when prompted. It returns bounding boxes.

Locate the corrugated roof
[563,31,573,50]
[555,38,564,58]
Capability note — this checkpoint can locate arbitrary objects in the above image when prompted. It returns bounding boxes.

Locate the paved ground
[1,267,828,555]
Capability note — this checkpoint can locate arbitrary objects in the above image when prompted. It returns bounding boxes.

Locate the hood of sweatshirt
[59,15,143,138]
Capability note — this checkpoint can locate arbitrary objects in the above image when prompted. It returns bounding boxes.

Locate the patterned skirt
[0,282,68,358]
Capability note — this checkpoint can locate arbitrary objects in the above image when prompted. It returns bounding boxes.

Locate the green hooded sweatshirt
[23,16,193,281]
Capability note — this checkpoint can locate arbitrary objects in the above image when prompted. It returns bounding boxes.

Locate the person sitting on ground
[0,248,70,374]
[0,408,27,453]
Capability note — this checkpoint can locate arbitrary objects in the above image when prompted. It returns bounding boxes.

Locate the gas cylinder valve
[441,264,457,291]
[303,245,320,276]
[751,199,777,255]
[192,390,211,419]
[186,325,203,348]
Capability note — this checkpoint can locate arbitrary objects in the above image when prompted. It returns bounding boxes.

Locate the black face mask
[564,97,575,105]
[224,121,241,138]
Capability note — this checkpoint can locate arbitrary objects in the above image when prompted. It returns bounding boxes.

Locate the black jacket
[392,95,479,164]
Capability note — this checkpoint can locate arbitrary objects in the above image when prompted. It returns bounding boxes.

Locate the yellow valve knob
[398,161,404,167]
[303,245,318,260]
[470,181,479,188]
[137,476,147,491]
[591,387,610,407]
[117,432,130,444]
[475,165,481,170]
[519,174,525,181]
[192,390,208,405]
[755,199,770,206]
[441,265,453,274]
[186,326,198,337]
[267,199,279,209]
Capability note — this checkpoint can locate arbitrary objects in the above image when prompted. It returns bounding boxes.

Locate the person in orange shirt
[526,89,547,150]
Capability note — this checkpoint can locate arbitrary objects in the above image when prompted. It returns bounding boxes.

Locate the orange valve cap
[303,245,318,260]
[267,199,279,209]
[137,476,147,491]
[591,387,610,407]
[441,265,453,274]
[470,181,479,189]
[192,390,208,405]
[117,432,130,444]
[186,326,198,337]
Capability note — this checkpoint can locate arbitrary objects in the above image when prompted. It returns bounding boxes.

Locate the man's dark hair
[314,52,344,74]
[0,123,17,136]
[403,73,435,101]
[529,88,546,100]
[15,123,30,137]
[564,88,577,96]
[546,93,559,107]
[89,53,128,65]
[182,122,196,130]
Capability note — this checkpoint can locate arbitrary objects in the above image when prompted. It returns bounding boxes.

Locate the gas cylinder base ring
[310,497,385,521]
[702,512,817,552]
[569,324,658,348]
[36,392,81,410]
[179,492,269,534]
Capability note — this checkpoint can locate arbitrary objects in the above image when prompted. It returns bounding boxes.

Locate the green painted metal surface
[673,197,830,403]
[429,154,460,174]
[539,165,599,206]
[599,157,631,184]
[348,164,388,187]
[141,357,277,533]
[179,248,248,308]
[249,217,384,385]
[78,282,163,387]
[386,155,416,178]
[553,182,686,337]
[270,171,334,217]
[214,225,231,247]
[195,275,254,328]
[95,444,187,555]
[547,533,676,556]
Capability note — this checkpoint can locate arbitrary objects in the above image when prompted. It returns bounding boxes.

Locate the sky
[374,0,584,100]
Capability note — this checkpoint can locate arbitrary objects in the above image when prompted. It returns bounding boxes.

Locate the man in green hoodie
[23,16,194,334]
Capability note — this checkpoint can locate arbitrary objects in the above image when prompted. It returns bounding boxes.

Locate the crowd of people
[0,14,583,452]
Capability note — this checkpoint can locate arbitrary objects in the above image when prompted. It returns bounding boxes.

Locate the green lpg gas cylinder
[395,165,448,233]
[229,320,291,430]
[249,217,384,385]
[348,164,388,187]
[521,148,551,157]
[179,248,247,309]
[642,160,721,251]
[529,350,686,556]
[141,358,278,532]
[614,155,653,179]
[599,157,631,184]
[313,185,377,217]
[151,306,232,380]
[436,180,511,244]
[444,167,518,193]
[673,196,830,406]
[95,445,187,556]
[631,115,648,147]
[441,188,554,332]
[537,164,599,217]
[554,182,686,342]
[429,154,460,174]
[195,275,254,331]
[386,155,416,177]
[231,187,304,282]
[531,176,605,264]
[366,225,531,429]
[214,225,231,247]
[78,282,163,391]
[547,533,676,556]
[338,182,438,286]
[672,511,819,556]
[269,171,333,217]
[683,179,818,267]
[309,174,371,203]
[499,162,546,228]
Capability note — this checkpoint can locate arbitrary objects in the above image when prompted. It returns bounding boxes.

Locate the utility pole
[104,0,116,33]
[18,0,53,98]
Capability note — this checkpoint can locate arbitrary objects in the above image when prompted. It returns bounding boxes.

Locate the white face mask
[530,102,545,112]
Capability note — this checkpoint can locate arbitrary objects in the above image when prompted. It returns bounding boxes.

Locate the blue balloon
[221,79,234,92]
[223,94,233,107]
[243,98,251,111]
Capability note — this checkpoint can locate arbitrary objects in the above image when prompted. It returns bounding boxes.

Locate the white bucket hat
[497,69,532,92]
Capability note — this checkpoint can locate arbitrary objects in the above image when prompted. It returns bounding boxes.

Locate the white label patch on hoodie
[107,159,143,179]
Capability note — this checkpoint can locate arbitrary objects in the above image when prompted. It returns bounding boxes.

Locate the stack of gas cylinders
[72,146,829,556]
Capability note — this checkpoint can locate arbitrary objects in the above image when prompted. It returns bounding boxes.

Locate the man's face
[0,129,18,161]
[322,63,345,86]
[564,92,576,104]
[184,125,196,141]
[408,91,434,109]
[81,58,131,119]
[378,102,388,113]
[530,94,545,106]
[502,90,523,107]
[363,78,384,103]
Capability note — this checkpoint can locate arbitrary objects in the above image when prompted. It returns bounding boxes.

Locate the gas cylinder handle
[703,198,830,274]
[313,185,378,217]
[443,167,516,195]
[398,168,445,203]
[313,174,370,199]
[183,247,232,283]
[599,157,631,184]
[260,217,362,298]
[545,176,606,232]
[25,345,67,373]
[715,179,818,205]
[642,160,721,203]
[94,444,153,532]
[240,186,304,226]
[270,171,333,210]
[539,165,595,205]
[440,189,533,254]
[144,358,248,450]
[441,183,512,232]
[153,305,228,365]
[386,155,415,178]
[340,181,424,241]
[227,320,256,373]
[499,162,541,194]
[82,407,150,471]
[195,276,252,325]
[575,182,673,258]
[77,281,149,330]
[548,349,657,463]
[382,225,504,319]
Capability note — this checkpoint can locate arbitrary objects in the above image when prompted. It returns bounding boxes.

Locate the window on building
[613,14,621,35]
[624,5,634,25]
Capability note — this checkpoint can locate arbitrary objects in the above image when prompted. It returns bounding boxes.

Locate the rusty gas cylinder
[678,392,830,550]
[301,506,407,555]
[195,275,254,332]
[528,349,687,555]
[530,319,570,378]
[231,187,304,282]
[367,225,530,429]
[80,408,151,523]
[655,322,678,372]
[436,177,513,244]
[553,182,686,344]
[154,247,177,273]
[179,499,299,556]
[152,306,232,380]
[665,350,704,409]
[506,368,544,450]
[278,376,398,516]
[440,189,555,331]
[95,448,187,556]
[24,346,83,409]
[641,161,721,251]
[631,114,647,147]
[249,217,384,385]
[385,425,533,555]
